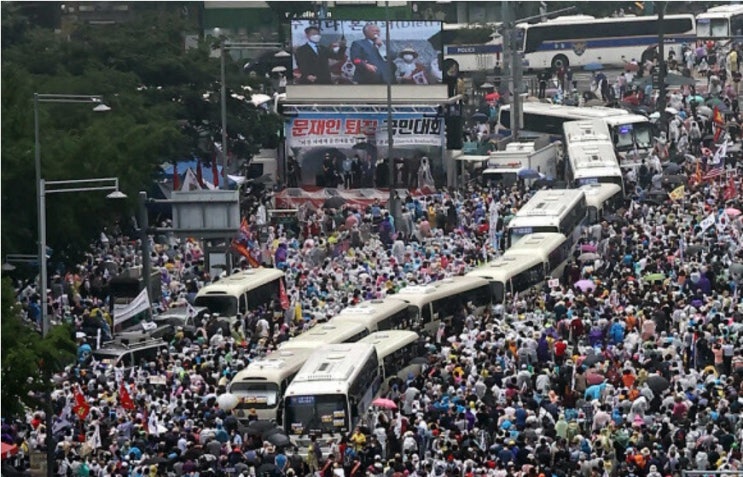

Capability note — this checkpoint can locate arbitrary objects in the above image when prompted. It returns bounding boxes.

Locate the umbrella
[352,142,376,152]
[646,375,670,393]
[479,82,494,89]
[663,163,682,174]
[665,107,679,115]
[372,398,398,409]
[271,66,287,73]
[583,62,604,71]
[216,393,239,411]
[706,97,725,108]
[485,92,500,102]
[725,207,741,218]
[518,169,541,179]
[411,357,428,365]
[578,252,600,262]
[574,279,596,292]
[603,214,626,225]
[661,175,687,187]
[323,196,347,209]
[258,464,277,476]
[664,73,696,86]
[471,112,488,122]
[580,244,597,253]
[250,94,273,107]
[684,245,703,255]
[643,272,665,283]
[582,354,605,367]
[697,105,713,117]
[141,456,169,466]
[1,443,17,460]
[242,420,276,436]
[586,372,605,385]
[262,428,293,449]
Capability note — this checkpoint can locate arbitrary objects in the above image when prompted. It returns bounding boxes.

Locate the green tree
[1,278,76,419]
[1,6,282,263]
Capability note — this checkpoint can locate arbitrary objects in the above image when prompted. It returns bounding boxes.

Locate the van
[91,339,168,370]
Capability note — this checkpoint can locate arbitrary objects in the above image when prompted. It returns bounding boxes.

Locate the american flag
[702,164,723,181]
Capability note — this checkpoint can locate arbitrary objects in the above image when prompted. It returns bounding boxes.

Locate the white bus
[505,189,588,248]
[504,232,571,281]
[389,276,491,335]
[580,183,624,224]
[229,347,315,422]
[330,299,412,333]
[278,321,370,351]
[516,14,696,70]
[466,254,546,305]
[359,330,422,394]
[442,23,503,73]
[497,103,653,158]
[563,120,625,190]
[696,5,743,40]
[194,268,285,322]
[283,343,381,441]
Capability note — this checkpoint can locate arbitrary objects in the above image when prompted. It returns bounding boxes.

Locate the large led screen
[290,20,443,85]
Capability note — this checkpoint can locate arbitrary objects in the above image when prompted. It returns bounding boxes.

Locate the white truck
[481,140,560,186]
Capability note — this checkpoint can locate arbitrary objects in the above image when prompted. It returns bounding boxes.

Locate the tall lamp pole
[385,2,396,216]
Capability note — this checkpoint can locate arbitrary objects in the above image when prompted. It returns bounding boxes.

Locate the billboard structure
[290,20,443,86]
[285,113,444,189]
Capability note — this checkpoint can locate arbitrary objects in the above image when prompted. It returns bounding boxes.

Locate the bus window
[615,124,634,149]
[247,280,280,309]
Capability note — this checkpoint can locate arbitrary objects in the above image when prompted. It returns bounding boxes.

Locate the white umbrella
[665,107,679,115]
[271,66,287,73]
[250,94,272,107]
[216,393,239,411]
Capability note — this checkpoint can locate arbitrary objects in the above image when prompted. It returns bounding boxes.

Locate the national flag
[186,302,197,319]
[172,162,180,190]
[711,140,729,166]
[212,142,222,187]
[714,125,724,143]
[716,211,729,234]
[698,213,716,234]
[119,382,135,411]
[196,159,205,188]
[72,386,90,420]
[668,185,685,201]
[279,279,290,310]
[724,175,737,201]
[702,164,723,181]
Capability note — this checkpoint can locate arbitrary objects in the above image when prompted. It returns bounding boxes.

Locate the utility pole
[502,1,522,141]
[656,1,668,115]
[500,1,512,105]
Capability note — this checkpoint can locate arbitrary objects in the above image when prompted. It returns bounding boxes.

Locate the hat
[398,47,419,58]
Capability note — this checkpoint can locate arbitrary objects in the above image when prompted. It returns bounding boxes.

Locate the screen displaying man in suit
[350,23,394,85]
[294,26,345,84]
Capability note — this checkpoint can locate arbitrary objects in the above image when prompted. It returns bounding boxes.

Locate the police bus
[194,268,285,323]
[505,189,588,248]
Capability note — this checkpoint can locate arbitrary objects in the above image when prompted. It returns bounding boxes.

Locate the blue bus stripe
[535,35,693,52]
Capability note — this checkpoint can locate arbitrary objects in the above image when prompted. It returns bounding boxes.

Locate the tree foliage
[1,278,76,419]
[1,7,282,262]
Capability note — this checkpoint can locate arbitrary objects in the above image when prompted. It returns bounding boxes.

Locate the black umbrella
[323,196,347,209]
[242,419,276,436]
[262,428,293,449]
[258,463,277,475]
[646,375,670,393]
[684,245,704,255]
[603,214,626,226]
[663,163,682,174]
[471,112,488,122]
[411,357,429,365]
[582,354,605,367]
[661,175,687,187]
[352,142,376,151]
[141,456,169,466]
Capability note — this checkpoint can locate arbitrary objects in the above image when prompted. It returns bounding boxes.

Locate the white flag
[710,140,729,166]
[698,214,716,234]
[148,412,160,437]
[114,288,150,326]
[180,168,203,191]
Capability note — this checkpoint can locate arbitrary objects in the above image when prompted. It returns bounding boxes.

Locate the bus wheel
[551,54,569,70]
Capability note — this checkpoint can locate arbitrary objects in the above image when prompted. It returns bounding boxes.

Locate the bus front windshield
[230,382,279,409]
[193,295,237,317]
[587,206,599,224]
[491,281,505,304]
[697,19,728,38]
[284,394,348,436]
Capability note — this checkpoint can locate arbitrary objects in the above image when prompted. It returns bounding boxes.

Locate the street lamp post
[385,2,397,219]
[34,93,110,338]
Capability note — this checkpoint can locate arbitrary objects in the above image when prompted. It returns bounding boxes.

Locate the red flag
[72,386,90,420]
[196,159,205,188]
[231,240,260,268]
[173,162,180,190]
[119,383,135,411]
[714,125,723,143]
[279,279,290,310]
[724,175,737,201]
[713,106,725,126]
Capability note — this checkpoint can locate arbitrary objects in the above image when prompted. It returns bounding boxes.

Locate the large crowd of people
[3,39,743,477]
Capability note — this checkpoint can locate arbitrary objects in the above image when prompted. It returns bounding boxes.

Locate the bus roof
[390,276,490,308]
[515,189,586,218]
[284,343,377,394]
[229,348,315,386]
[519,13,694,28]
[359,330,419,358]
[278,321,369,350]
[580,183,623,208]
[567,142,620,170]
[333,299,408,322]
[466,254,545,283]
[195,268,284,297]
[697,5,743,19]
[502,233,567,262]
[601,114,650,126]
[564,120,613,143]
[502,102,631,119]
